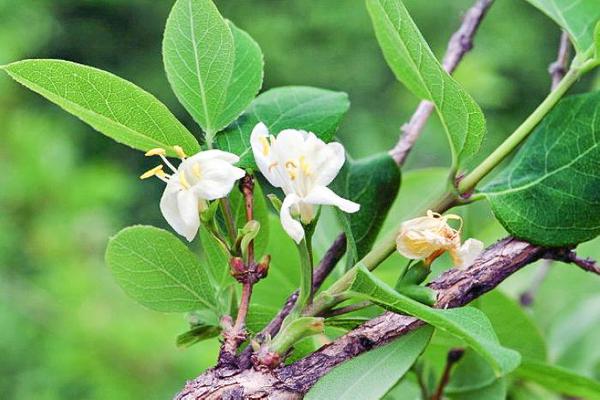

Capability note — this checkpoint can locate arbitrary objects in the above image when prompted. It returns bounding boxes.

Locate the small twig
[220,198,238,245]
[545,248,600,275]
[432,348,465,400]
[238,233,347,368]
[218,175,263,366]
[549,31,571,90]
[320,301,373,318]
[389,0,494,166]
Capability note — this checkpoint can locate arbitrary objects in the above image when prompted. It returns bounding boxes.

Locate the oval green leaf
[163,0,235,136]
[365,0,486,167]
[106,225,216,312]
[483,92,600,246]
[1,59,200,156]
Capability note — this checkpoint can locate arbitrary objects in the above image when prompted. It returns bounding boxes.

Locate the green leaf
[246,303,279,333]
[1,59,200,157]
[162,0,235,135]
[198,225,231,288]
[523,0,600,54]
[305,326,433,400]
[216,86,350,169]
[176,322,220,348]
[333,153,401,265]
[595,21,600,59]
[105,225,216,312]
[215,21,264,131]
[348,266,521,376]
[365,0,485,167]
[449,379,507,400]
[229,179,270,257]
[483,92,600,246]
[515,359,600,399]
[476,290,547,361]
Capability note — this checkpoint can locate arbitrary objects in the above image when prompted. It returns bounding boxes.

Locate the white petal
[250,122,282,188]
[314,141,346,187]
[160,181,200,242]
[184,149,240,165]
[303,186,360,214]
[455,238,484,268]
[280,193,305,244]
[192,160,245,200]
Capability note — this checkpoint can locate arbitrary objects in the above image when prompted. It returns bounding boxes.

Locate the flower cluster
[141,124,359,244]
[395,210,483,268]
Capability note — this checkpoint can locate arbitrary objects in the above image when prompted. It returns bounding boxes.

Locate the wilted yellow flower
[396,210,483,268]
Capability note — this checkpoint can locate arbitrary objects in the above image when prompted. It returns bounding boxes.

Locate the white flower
[396,210,483,268]
[141,146,245,242]
[250,123,359,243]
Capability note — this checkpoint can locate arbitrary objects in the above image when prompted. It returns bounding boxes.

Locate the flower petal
[184,149,240,164]
[454,238,484,268]
[280,193,304,244]
[303,185,360,214]
[313,141,346,187]
[160,180,200,242]
[250,122,282,188]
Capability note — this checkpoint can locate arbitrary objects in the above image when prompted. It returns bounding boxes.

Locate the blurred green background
[1,0,600,399]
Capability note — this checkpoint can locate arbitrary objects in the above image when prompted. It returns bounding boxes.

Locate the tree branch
[389,0,494,165]
[549,31,571,90]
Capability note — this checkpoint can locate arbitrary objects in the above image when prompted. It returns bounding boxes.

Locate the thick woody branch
[389,0,494,165]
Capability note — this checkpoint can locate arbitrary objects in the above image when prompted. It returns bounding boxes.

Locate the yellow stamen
[140,165,164,179]
[145,148,166,157]
[173,145,187,159]
[259,136,270,156]
[192,163,202,178]
[299,155,311,176]
[179,172,191,189]
[285,160,297,169]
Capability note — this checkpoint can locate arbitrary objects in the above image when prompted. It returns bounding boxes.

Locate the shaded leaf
[163,0,234,135]
[483,92,600,246]
[477,290,547,361]
[365,0,485,167]
[449,378,507,400]
[216,86,350,169]
[333,153,401,265]
[176,322,220,348]
[348,266,521,376]
[523,0,600,54]
[105,225,216,312]
[1,59,199,156]
[198,224,231,288]
[306,327,433,400]
[515,359,600,399]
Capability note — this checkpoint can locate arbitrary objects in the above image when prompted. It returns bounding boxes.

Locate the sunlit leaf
[366,0,486,167]
[163,0,235,135]
[1,59,200,156]
[523,0,600,54]
[106,225,216,312]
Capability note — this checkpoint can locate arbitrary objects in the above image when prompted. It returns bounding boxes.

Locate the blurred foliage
[1,0,599,398]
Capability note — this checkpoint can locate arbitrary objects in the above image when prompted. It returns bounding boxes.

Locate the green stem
[292,236,314,318]
[457,66,581,193]
[220,198,237,246]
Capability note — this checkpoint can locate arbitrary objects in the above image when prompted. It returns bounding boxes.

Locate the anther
[145,148,166,157]
[173,145,187,159]
[140,165,164,179]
